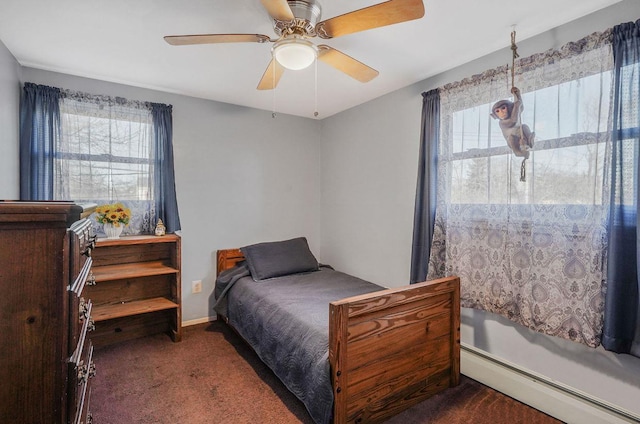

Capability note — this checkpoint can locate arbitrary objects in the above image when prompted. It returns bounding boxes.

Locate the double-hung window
[20,83,180,236]
[55,94,157,234]
[428,31,613,347]
[450,72,611,205]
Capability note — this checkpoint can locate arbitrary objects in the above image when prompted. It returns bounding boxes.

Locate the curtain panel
[603,20,640,357]
[427,30,613,348]
[19,83,62,200]
[151,103,181,233]
[410,89,440,283]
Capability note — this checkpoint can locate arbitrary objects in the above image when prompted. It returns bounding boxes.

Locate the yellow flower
[95,202,131,226]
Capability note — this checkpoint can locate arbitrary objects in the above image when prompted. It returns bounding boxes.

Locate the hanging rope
[510,30,527,182]
[510,30,519,90]
[520,159,527,182]
[505,63,510,92]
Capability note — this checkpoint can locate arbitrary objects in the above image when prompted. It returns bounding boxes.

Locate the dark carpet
[91,321,563,424]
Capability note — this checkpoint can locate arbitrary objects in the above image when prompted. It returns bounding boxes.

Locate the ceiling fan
[164,0,425,90]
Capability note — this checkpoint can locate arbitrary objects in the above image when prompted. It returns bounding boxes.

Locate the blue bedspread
[214,265,382,424]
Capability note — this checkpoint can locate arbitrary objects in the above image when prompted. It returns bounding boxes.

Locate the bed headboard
[216,248,245,276]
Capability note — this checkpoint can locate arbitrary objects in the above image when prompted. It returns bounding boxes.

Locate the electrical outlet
[192,280,202,294]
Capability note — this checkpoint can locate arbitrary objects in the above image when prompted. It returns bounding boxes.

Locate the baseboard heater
[461,343,640,424]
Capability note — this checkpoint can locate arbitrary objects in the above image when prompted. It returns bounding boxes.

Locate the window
[55,95,157,234]
[20,83,180,235]
[448,72,611,205]
[56,99,153,201]
[428,31,613,347]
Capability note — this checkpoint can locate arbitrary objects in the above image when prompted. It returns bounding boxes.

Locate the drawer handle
[79,298,89,320]
[82,235,97,257]
[88,318,95,333]
[87,271,96,286]
[77,364,87,385]
[89,361,96,379]
[87,412,93,424]
[78,360,97,385]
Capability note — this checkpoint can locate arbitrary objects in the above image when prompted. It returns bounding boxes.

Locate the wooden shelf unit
[87,234,182,347]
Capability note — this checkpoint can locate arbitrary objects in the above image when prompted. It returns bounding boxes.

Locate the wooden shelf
[92,260,178,281]
[96,233,180,247]
[92,297,179,322]
[87,234,182,345]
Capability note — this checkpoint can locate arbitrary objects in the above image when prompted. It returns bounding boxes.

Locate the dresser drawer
[69,214,97,424]
[69,218,96,283]
[69,257,95,355]
[74,385,93,424]
[69,335,95,424]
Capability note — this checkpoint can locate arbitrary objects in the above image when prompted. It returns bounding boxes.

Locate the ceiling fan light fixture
[272,38,317,70]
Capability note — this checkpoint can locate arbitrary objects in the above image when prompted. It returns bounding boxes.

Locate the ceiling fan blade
[164,33,271,46]
[316,0,425,39]
[257,59,285,90]
[260,0,294,21]
[317,45,378,83]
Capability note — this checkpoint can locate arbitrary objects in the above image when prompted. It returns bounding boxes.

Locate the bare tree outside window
[449,71,611,206]
[54,95,156,235]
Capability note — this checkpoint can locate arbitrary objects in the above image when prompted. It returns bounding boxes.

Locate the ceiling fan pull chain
[272,59,277,118]
[314,58,319,118]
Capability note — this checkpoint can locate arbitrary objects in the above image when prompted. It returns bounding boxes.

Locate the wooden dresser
[87,234,182,347]
[0,201,96,424]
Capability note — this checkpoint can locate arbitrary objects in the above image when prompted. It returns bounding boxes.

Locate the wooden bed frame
[216,248,460,424]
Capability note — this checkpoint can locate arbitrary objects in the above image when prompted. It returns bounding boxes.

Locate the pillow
[240,237,319,281]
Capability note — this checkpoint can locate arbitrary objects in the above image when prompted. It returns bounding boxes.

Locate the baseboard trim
[182,317,215,327]
[461,343,640,424]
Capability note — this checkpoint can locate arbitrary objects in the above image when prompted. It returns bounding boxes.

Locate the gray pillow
[241,237,319,281]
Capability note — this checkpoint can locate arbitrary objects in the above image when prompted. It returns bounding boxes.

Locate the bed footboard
[329,276,460,424]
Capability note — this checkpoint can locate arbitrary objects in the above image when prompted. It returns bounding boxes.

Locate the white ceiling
[0,0,622,119]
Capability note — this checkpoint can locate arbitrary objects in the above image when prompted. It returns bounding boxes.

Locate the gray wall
[319,0,640,416]
[19,67,323,324]
[0,40,21,199]
[1,0,640,417]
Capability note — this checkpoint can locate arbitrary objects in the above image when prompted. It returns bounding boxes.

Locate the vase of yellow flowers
[95,202,131,239]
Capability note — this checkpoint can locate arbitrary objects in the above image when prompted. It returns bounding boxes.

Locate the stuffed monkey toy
[491,87,534,158]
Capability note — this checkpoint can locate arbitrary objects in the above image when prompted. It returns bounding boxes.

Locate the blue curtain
[410,89,440,283]
[603,20,640,357]
[19,83,62,200]
[19,83,181,233]
[151,103,182,233]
